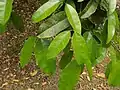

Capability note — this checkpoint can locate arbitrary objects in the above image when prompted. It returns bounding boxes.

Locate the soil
[0,0,120,90]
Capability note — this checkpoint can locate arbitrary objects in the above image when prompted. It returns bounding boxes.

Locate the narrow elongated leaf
[39,11,67,33]
[47,31,71,59]
[81,0,99,19]
[107,12,116,44]
[37,19,70,38]
[20,36,36,68]
[72,33,92,79]
[84,32,106,66]
[32,0,61,23]
[0,24,6,34]
[65,4,81,34]
[11,12,24,32]
[108,0,116,15]
[34,39,56,74]
[108,61,120,86]
[0,0,13,25]
[72,33,90,64]
[59,60,82,90]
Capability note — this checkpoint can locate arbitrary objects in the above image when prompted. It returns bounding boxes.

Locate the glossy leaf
[32,0,61,23]
[59,60,82,90]
[38,11,67,33]
[107,12,116,44]
[72,33,92,79]
[37,19,70,38]
[108,0,116,15]
[0,24,6,34]
[47,31,71,59]
[34,39,56,74]
[11,12,24,32]
[0,0,13,25]
[81,0,99,19]
[20,36,36,68]
[65,4,81,34]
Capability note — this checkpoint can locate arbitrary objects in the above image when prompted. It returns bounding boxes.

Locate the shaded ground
[0,0,120,90]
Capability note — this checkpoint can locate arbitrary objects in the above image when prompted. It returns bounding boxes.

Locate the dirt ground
[0,0,120,90]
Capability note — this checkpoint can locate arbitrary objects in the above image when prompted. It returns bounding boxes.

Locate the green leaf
[81,0,99,19]
[84,32,106,66]
[108,61,120,86]
[47,31,71,59]
[72,33,92,79]
[32,0,61,23]
[106,46,120,83]
[0,24,6,34]
[105,61,112,79]
[11,12,24,32]
[58,60,82,90]
[37,19,70,38]
[34,39,56,74]
[65,4,81,34]
[20,36,36,68]
[0,0,13,25]
[108,0,116,15]
[72,33,90,64]
[59,51,73,69]
[107,12,116,44]
[38,11,67,33]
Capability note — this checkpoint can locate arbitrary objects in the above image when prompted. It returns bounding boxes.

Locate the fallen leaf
[30,70,38,77]
[97,73,105,78]
[12,79,19,82]
[1,82,8,88]
[42,82,47,86]
[87,76,90,81]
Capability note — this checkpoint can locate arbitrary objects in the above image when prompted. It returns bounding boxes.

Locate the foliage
[0,0,120,89]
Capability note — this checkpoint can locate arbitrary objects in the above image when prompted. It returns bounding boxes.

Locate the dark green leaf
[59,51,73,69]
[11,12,24,32]
[20,36,36,68]
[47,31,71,59]
[34,39,56,74]
[0,0,13,25]
[38,11,67,33]
[65,4,81,34]
[32,0,61,23]
[84,32,106,66]
[58,60,82,90]
[37,19,70,38]
[88,10,106,25]
[0,24,6,34]
[80,0,99,19]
